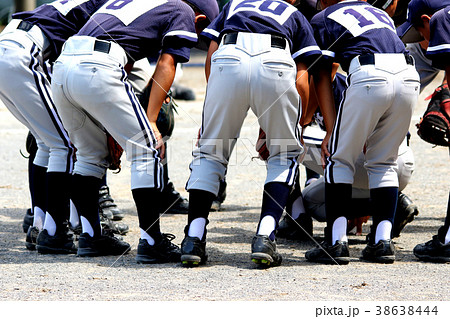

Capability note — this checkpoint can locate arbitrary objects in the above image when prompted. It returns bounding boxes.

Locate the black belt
[93,39,111,54]
[358,53,414,66]
[223,32,286,50]
[17,20,33,32]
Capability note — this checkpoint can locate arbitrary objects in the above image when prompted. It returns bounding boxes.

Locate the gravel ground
[0,55,449,305]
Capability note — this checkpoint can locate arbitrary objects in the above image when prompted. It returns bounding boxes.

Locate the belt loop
[94,40,111,54]
[17,20,33,32]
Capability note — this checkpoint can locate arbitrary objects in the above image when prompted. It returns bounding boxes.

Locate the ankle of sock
[188,217,207,240]
[374,220,392,243]
[332,216,348,244]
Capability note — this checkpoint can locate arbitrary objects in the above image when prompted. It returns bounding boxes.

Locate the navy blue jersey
[13,0,107,62]
[201,0,322,63]
[310,1,406,72]
[427,6,450,70]
[78,0,197,63]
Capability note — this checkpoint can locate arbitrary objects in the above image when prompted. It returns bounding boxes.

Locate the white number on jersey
[94,0,167,26]
[328,5,396,37]
[50,0,90,16]
[227,0,297,26]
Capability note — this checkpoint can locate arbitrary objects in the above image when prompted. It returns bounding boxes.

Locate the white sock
[290,196,306,220]
[80,216,95,237]
[32,206,46,230]
[332,216,348,245]
[140,228,155,245]
[445,227,450,245]
[257,215,276,237]
[69,200,79,229]
[43,212,57,236]
[188,217,207,240]
[375,220,392,243]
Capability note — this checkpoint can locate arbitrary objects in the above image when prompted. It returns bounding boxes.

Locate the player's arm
[296,61,310,128]
[146,53,177,159]
[314,66,336,167]
[205,40,219,82]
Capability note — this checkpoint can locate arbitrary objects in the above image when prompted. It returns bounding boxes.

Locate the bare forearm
[205,40,219,82]
[147,53,176,123]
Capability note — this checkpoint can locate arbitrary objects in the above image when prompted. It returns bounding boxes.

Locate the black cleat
[305,241,350,265]
[413,235,450,263]
[181,236,207,267]
[136,234,181,264]
[392,193,419,238]
[36,228,77,254]
[361,239,395,264]
[23,208,33,233]
[251,235,282,267]
[161,182,189,214]
[77,232,130,257]
[100,211,129,235]
[210,180,227,212]
[277,214,313,241]
[25,226,39,251]
[99,185,124,221]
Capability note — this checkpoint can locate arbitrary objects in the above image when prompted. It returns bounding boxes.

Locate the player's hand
[150,122,165,160]
[321,132,331,169]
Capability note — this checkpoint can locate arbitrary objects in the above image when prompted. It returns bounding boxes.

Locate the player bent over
[51,0,218,260]
[306,0,420,264]
[0,0,109,254]
[182,0,322,267]
[397,0,450,263]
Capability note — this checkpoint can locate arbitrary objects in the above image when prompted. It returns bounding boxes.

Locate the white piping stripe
[427,43,450,52]
[203,28,220,38]
[292,45,322,59]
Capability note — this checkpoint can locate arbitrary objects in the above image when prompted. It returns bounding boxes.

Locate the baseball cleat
[251,235,282,268]
[99,185,124,221]
[413,235,450,263]
[305,240,350,265]
[77,232,130,257]
[36,228,77,255]
[361,239,395,264]
[181,236,207,267]
[136,234,181,264]
[25,226,39,251]
[23,208,33,233]
[277,213,313,241]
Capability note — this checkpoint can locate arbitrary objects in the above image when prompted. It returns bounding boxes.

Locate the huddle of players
[0,0,448,267]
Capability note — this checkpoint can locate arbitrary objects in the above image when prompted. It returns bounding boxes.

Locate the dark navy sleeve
[201,2,229,43]
[290,12,321,63]
[427,7,450,70]
[310,11,335,65]
[160,1,198,63]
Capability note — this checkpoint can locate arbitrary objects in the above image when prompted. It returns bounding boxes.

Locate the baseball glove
[417,83,450,147]
[137,85,176,138]
[106,132,123,172]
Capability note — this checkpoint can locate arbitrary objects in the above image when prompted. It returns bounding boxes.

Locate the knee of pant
[34,148,49,168]
[73,161,106,180]
[131,159,163,189]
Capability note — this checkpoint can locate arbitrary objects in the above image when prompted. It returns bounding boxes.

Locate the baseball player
[397,0,450,262]
[305,0,420,265]
[0,0,110,254]
[51,0,218,260]
[182,0,322,267]
[277,72,418,241]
